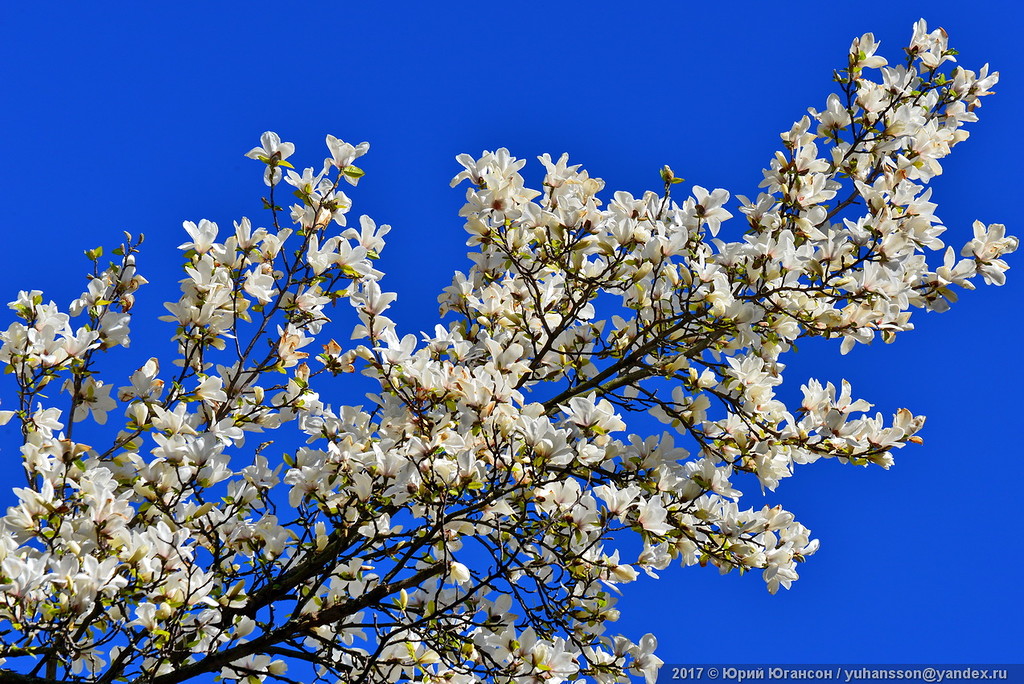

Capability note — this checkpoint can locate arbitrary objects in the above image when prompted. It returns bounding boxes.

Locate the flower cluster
[0,20,1015,684]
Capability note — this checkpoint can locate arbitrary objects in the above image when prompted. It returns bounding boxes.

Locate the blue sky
[1,0,1021,670]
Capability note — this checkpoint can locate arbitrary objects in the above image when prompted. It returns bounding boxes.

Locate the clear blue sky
[1,0,1021,669]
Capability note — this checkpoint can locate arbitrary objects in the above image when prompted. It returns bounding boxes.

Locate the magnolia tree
[0,20,1016,684]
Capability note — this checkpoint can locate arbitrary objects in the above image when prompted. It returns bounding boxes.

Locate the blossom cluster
[0,20,1015,684]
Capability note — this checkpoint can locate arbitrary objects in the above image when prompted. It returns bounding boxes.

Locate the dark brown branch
[146,562,447,684]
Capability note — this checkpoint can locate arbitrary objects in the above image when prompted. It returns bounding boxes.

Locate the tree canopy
[0,20,1016,684]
